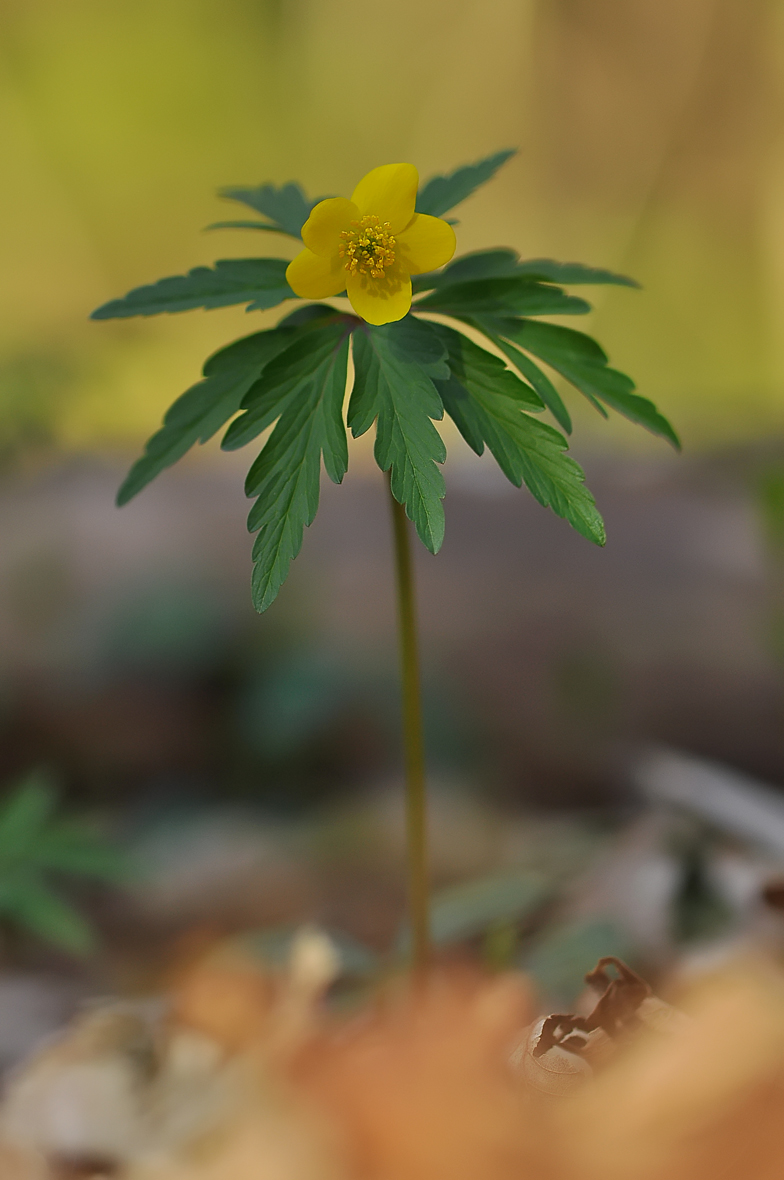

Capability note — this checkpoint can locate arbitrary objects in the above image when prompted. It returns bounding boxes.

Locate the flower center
[339,215,396,280]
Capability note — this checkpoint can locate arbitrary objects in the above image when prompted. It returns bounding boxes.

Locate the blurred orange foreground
[4,943,784,1180]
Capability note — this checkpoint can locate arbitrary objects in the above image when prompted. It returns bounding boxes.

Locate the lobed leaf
[466,317,573,432]
[223,321,350,451]
[412,249,521,293]
[117,323,310,505]
[240,322,352,612]
[416,276,590,318]
[487,318,680,447]
[91,258,293,319]
[432,325,606,545]
[217,182,321,239]
[415,150,516,219]
[412,248,638,295]
[349,318,449,554]
[515,259,639,288]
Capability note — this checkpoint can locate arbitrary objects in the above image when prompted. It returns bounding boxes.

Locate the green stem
[388,475,430,971]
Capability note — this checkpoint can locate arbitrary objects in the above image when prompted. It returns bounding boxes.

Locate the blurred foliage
[668,825,734,946]
[0,769,126,956]
[756,469,784,557]
[0,0,783,461]
[520,918,634,1008]
[399,869,551,955]
[97,583,230,678]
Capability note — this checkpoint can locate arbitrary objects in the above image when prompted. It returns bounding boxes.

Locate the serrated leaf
[412,249,639,296]
[468,317,573,432]
[430,333,543,455]
[91,259,293,319]
[439,248,522,283]
[117,325,306,505]
[240,323,351,612]
[432,325,605,545]
[515,259,639,288]
[415,150,516,219]
[223,321,350,451]
[415,276,590,318]
[490,318,680,447]
[498,318,607,363]
[348,318,448,553]
[218,182,325,239]
[412,249,521,293]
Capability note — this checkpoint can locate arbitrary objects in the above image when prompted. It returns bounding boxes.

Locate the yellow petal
[346,269,412,326]
[396,213,456,275]
[286,249,347,299]
[301,197,358,257]
[351,164,418,234]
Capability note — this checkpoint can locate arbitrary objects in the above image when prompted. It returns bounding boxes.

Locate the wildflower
[286,163,456,325]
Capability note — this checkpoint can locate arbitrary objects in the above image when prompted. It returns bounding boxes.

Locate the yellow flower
[286,164,456,326]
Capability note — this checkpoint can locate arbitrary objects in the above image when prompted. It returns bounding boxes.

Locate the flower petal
[346,269,412,326]
[396,213,456,275]
[286,249,347,299]
[351,164,419,234]
[301,197,358,257]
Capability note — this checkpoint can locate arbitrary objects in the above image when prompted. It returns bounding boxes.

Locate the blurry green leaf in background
[398,869,552,956]
[520,918,634,1009]
[0,769,127,956]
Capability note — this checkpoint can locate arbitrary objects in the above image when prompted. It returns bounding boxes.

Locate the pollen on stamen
[339,214,396,281]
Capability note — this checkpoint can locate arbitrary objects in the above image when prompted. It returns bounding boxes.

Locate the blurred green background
[2,0,783,459]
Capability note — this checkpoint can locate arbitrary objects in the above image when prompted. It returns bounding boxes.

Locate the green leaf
[433,325,606,545]
[348,317,449,553]
[117,324,306,505]
[399,870,550,952]
[0,878,96,955]
[0,773,57,864]
[31,823,127,881]
[412,249,520,293]
[415,150,516,219]
[415,277,590,318]
[205,220,293,234]
[412,249,638,294]
[240,323,351,612]
[223,320,350,451]
[515,259,639,288]
[91,259,293,319]
[490,318,680,448]
[469,318,573,433]
[521,919,634,1007]
[218,182,324,239]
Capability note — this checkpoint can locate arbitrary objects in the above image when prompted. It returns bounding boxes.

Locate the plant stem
[388,475,430,971]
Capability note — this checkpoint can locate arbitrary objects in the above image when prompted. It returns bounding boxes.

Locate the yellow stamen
[339,214,396,280]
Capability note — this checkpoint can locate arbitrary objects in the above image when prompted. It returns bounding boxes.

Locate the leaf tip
[116,476,140,507]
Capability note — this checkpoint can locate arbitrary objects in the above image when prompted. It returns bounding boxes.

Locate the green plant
[92,151,678,969]
[0,770,125,956]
